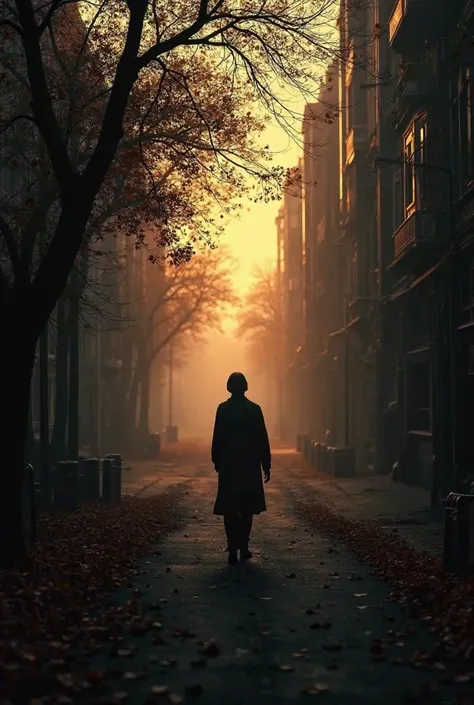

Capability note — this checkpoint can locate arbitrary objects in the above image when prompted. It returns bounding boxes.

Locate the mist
[170,330,274,440]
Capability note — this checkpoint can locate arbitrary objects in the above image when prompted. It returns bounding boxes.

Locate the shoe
[228,550,238,565]
[240,547,252,561]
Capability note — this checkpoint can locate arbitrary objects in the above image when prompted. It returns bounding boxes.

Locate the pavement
[279,448,444,558]
[77,440,474,705]
[122,442,443,557]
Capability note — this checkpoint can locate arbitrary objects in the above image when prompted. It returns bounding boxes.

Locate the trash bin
[304,437,312,461]
[312,443,322,471]
[310,442,320,467]
[326,446,336,474]
[103,455,122,504]
[53,461,79,512]
[166,425,178,443]
[319,444,328,473]
[296,434,305,452]
[79,457,100,504]
[442,492,474,576]
[332,448,355,478]
[147,433,161,459]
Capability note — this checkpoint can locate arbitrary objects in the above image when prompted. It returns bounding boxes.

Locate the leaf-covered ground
[0,490,183,704]
[4,442,474,705]
[31,449,471,705]
[295,497,474,670]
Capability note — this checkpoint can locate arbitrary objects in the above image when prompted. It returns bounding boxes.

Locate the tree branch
[15,0,75,187]
[0,214,22,279]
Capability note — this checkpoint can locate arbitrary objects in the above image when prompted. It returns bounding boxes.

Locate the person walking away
[211,372,271,565]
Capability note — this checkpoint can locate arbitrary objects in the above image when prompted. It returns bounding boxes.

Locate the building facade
[278,169,305,442]
[280,0,474,498]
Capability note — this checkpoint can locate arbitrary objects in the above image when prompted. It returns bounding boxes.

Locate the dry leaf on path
[301,683,331,695]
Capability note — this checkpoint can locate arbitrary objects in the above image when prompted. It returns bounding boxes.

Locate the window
[453,67,474,195]
[417,119,427,209]
[404,128,416,215]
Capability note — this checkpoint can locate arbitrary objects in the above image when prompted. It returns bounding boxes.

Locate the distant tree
[108,246,238,452]
[237,264,284,434]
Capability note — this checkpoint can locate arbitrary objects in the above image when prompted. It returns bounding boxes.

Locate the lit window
[403,128,415,215]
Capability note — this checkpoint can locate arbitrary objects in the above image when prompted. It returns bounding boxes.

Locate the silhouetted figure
[212,372,271,565]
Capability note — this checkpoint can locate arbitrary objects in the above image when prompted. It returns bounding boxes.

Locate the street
[77,442,474,705]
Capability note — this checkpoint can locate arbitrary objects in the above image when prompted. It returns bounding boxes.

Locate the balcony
[390,62,435,123]
[398,62,434,98]
[393,210,438,262]
[388,0,426,51]
[345,126,367,167]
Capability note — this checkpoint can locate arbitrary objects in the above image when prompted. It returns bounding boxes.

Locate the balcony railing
[398,62,434,99]
[345,126,367,166]
[393,210,437,261]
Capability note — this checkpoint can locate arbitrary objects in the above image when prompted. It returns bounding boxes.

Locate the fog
[170,331,273,440]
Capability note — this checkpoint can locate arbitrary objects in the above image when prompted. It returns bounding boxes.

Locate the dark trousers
[224,511,253,551]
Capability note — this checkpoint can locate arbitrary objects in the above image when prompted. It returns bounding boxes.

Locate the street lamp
[374,155,458,495]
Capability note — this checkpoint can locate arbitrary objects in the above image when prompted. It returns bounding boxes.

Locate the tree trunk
[125,367,140,436]
[39,319,51,507]
[68,290,80,461]
[51,296,69,464]
[137,360,150,438]
[0,329,37,568]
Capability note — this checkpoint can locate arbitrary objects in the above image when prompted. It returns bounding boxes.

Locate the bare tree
[237,264,284,435]
[113,245,237,452]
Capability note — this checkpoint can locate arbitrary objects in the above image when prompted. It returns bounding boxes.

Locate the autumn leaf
[0,493,182,703]
[301,683,331,695]
[201,640,220,656]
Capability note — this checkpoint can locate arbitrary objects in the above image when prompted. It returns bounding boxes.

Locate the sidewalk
[278,448,443,558]
[77,447,471,705]
[121,439,213,497]
[121,442,444,558]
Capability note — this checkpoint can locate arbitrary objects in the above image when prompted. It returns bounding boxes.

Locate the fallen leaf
[301,683,330,695]
[353,593,368,598]
[150,686,168,695]
[123,671,146,680]
[201,640,220,656]
[277,664,294,672]
[167,695,183,704]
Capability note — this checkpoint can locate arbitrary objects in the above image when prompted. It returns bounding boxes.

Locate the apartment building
[278,166,305,442]
[282,0,474,497]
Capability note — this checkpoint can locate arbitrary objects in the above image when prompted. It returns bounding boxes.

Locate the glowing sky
[220,117,303,297]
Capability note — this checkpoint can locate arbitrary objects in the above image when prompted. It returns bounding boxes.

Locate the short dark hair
[226,372,248,394]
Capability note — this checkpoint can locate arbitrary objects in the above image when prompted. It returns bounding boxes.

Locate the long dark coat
[211,396,271,516]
